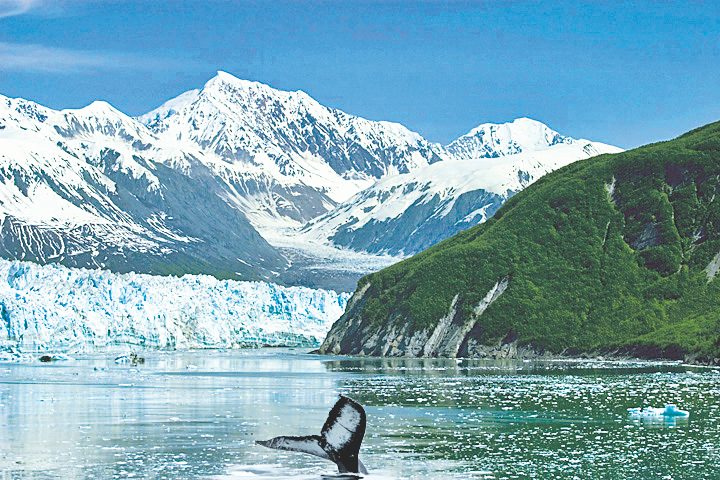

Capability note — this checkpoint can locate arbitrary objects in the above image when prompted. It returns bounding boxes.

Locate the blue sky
[0,0,718,148]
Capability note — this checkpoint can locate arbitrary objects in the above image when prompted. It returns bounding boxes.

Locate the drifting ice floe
[628,404,690,418]
[0,259,349,354]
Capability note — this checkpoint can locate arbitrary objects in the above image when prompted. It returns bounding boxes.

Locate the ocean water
[1,349,719,479]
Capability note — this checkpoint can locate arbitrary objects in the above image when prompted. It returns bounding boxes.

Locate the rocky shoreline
[318,335,720,367]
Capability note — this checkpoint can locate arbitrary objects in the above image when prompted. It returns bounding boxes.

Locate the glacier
[0,259,349,354]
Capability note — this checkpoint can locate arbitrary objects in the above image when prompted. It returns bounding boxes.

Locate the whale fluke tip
[256,396,367,474]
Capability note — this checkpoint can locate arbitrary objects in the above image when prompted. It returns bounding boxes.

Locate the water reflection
[1,350,719,479]
[629,414,691,428]
[321,355,701,377]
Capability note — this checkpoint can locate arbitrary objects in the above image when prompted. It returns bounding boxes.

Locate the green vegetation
[334,121,720,362]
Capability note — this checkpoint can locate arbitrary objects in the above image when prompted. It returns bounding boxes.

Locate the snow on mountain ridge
[140,71,445,209]
[1,73,623,287]
[139,72,601,243]
[446,117,573,161]
[0,94,54,133]
[301,140,624,256]
[0,90,286,279]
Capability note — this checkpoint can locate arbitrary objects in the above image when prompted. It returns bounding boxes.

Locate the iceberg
[627,404,690,418]
[0,259,349,354]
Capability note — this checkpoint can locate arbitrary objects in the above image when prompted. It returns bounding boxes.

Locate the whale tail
[256,395,368,474]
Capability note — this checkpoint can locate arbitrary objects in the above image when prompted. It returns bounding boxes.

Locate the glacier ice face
[0,259,349,353]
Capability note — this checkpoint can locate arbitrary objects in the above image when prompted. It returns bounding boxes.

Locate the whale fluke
[256,395,368,474]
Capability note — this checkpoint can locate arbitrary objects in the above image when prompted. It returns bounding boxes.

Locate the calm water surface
[1,349,719,479]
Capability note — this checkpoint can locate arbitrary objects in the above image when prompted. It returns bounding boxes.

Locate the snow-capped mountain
[446,117,573,160]
[0,94,285,281]
[0,259,349,353]
[0,72,623,288]
[302,140,623,255]
[140,71,446,230]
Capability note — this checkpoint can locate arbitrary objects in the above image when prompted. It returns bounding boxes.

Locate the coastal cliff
[319,121,720,365]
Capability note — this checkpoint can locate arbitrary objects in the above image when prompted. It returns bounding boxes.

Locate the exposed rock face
[0,94,287,281]
[318,121,720,363]
[318,278,509,357]
[632,222,663,250]
[705,251,720,281]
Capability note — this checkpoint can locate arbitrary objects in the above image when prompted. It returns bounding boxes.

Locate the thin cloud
[0,42,202,73]
[0,0,42,19]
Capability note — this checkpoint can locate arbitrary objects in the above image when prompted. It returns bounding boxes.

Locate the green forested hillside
[319,122,720,363]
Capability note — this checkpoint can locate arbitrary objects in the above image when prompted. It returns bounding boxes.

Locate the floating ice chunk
[628,404,689,418]
[662,404,690,417]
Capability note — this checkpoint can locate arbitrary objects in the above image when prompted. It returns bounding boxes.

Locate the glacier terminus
[0,259,348,355]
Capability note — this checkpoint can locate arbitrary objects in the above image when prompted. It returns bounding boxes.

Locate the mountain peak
[138,72,446,205]
[205,71,275,93]
[53,99,155,142]
[447,117,572,160]
[464,117,561,139]
[204,72,323,108]
[214,70,235,80]
[67,100,125,119]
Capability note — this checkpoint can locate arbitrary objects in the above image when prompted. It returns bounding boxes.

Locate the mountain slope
[0,94,286,281]
[0,73,622,289]
[319,121,720,363]
[140,71,446,230]
[303,140,622,255]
